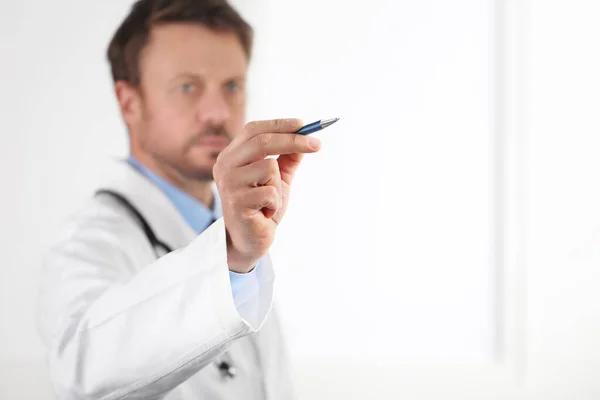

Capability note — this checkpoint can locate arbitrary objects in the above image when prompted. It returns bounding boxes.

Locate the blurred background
[1,0,600,398]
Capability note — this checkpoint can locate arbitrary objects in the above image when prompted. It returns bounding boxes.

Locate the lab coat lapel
[97,159,198,250]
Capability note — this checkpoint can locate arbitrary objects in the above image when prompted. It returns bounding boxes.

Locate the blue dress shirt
[126,156,260,309]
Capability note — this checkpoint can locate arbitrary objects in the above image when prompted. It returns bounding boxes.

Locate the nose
[197,87,230,127]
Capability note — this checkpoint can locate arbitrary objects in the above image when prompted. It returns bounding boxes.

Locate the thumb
[277,153,305,185]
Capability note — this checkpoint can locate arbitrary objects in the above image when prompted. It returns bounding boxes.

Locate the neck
[131,151,214,208]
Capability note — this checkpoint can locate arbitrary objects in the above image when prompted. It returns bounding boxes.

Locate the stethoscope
[96,189,237,380]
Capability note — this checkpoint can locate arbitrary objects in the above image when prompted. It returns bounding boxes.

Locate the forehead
[140,23,248,80]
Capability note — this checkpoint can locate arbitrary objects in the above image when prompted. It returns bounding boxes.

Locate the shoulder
[44,193,152,265]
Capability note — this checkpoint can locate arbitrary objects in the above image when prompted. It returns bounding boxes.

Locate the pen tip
[319,118,339,129]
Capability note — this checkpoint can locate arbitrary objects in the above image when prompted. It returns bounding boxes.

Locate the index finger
[228,132,320,167]
[242,118,304,138]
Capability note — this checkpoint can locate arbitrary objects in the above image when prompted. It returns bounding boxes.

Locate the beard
[184,125,232,149]
[155,125,233,182]
[179,162,216,181]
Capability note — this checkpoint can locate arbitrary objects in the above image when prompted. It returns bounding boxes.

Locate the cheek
[142,107,192,151]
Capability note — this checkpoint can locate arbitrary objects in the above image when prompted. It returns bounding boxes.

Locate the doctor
[36,0,322,399]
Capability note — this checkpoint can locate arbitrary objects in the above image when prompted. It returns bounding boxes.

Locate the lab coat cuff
[229,262,260,304]
[202,218,275,332]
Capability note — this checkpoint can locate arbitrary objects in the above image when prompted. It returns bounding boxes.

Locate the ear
[114,80,142,128]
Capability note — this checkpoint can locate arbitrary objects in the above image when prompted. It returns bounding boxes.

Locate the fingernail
[308,137,321,150]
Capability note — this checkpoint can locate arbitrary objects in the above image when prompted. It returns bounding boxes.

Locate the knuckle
[245,119,275,135]
[213,159,222,175]
[244,120,258,134]
[272,118,283,130]
[267,158,279,174]
[258,158,271,175]
[214,150,228,172]
[244,118,300,136]
[213,165,231,190]
[212,165,222,182]
[275,118,300,131]
[267,185,279,200]
[253,133,271,148]
[292,132,305,147]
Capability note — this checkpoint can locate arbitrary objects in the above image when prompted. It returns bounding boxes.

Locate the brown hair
[107,0,253,86]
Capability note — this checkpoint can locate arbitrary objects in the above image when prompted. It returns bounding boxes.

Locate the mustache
[188,126,233,145]
[201,126,231,139]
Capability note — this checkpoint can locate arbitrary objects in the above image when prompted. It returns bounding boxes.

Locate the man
[35,0,322,398]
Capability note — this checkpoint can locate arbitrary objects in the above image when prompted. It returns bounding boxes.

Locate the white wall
[1,0,600,399]
[1,2,134,397]
[521,0,600,397]
[262,0,497,365]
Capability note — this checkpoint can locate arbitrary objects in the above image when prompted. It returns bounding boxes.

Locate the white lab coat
[36,160,294,400]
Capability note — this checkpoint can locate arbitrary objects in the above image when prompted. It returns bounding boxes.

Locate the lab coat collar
[97,158,210,250]
[125,155,222,234]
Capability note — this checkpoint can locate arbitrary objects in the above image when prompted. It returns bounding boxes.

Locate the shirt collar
[126,155,221,235]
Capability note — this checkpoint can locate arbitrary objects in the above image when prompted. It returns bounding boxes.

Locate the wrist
[227,256,257,274]
[226,231,259,274]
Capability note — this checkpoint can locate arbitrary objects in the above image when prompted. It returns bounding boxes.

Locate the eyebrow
[171,73,246,83]
[170,73,202,83]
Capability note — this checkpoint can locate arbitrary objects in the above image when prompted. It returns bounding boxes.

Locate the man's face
[125,23,248,181]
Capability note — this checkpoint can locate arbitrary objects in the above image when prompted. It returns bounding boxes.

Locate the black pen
[295,118,339,135]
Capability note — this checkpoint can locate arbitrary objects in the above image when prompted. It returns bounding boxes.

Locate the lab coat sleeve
[36,215,275,400]
[229,259,267,321]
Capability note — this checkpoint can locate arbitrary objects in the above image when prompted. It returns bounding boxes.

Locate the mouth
[196,135,230,150]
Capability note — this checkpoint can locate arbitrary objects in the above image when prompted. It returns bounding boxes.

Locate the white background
[1,0,600,399]
[263,0,496,364]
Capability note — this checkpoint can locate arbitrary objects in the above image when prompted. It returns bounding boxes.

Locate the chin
[184,161,217,181]
[181,167,214,181]
[176,150,220,180]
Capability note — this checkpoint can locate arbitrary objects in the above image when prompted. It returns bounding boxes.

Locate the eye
[225,81,241,93]
[179,82,196,93]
